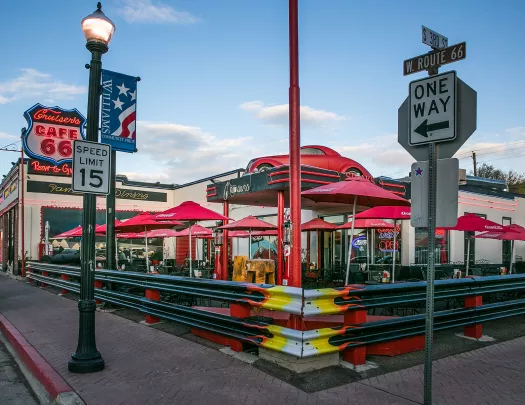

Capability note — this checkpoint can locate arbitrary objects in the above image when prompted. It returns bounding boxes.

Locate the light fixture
[81,2,115,46]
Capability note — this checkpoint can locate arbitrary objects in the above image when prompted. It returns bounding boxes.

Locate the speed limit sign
[72,140,111,195]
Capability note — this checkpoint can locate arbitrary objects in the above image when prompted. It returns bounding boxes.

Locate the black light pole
[106,149,117,271]
[69,2,115,374]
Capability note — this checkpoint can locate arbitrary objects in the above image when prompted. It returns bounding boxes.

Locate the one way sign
[409,71,456,146]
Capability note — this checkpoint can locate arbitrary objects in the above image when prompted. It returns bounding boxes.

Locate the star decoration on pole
[116,82,129,96]
[415,167,424,176]
[113,97,124,110]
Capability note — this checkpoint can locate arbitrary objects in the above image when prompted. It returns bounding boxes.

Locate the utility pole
[472,152,477,176]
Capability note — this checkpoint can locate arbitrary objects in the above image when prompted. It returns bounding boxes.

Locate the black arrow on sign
[414,119,450,138]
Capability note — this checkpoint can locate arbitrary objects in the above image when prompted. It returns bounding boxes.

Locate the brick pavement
[1,275,525,405]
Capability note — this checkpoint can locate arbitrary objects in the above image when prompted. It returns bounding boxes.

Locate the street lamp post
[68,2,115,374]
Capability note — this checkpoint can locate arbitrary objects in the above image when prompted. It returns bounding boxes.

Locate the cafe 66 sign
[22,103,86,165]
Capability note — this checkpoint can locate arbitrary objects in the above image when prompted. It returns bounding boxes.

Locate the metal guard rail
[304,275,525,316]
[27,262,303,315]
[26,262,525,358]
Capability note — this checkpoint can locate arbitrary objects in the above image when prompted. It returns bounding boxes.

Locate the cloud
[134,120,258,183]
[117,0,199,24]
[339,134,415,177]
[0,132,17,141]
[240,101,348,126]
[0,68,86,103]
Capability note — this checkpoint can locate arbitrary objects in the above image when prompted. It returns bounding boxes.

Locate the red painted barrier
[465,295,483,339]
[144,289,161,325]
[60,274,69,295]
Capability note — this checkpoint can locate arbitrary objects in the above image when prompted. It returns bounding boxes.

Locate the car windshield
[301,148,325,155]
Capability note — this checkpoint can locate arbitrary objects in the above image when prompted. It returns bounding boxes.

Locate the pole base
[68,353,105,374]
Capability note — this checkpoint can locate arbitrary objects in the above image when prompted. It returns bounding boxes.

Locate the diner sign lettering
[27,159,73,177]
[26,180,167,202]
[22,104,87,165]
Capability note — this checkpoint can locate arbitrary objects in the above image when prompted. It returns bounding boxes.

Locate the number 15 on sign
[72,140,111,195]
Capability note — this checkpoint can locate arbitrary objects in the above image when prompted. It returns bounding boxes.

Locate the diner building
[1,157,524,275]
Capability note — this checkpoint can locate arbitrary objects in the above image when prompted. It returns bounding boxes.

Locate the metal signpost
[398,31,476,405]
[72,140,111,195]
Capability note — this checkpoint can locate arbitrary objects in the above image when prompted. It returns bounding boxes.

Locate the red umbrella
[52,225,82,239]
[228,230,250,238]
[337,219,394,230]
[152,202,229,276]
[174,224,212,237]
[68,225,104,238]
[117,232,144,239]
[440,213,512,275]
[302,177,409,284]
[475,224,525,274]
[301,218,337,231]
[219,216,276,257]
[353,206,410,283]
[251,229,278,236]
[95,219,122,234]
[355,206,411,220]
[152,201,229,222]
[440,213,508,233]
[475,224,525,241]
[116,212,183,271]
[143,229,180,238]
[301,219,337,270]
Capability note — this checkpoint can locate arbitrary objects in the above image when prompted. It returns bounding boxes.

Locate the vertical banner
[101,70,138,153]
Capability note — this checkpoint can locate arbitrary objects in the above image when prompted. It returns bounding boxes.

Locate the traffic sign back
[409,71,456,146]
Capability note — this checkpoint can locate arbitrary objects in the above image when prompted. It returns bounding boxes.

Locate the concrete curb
[0,313,85,405]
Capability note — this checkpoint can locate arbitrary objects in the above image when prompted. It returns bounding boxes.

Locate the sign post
[398,31,476,405]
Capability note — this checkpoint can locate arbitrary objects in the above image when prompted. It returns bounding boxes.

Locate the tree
[474,163,525,186]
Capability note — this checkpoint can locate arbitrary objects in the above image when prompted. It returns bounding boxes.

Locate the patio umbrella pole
[466,237,471,276]
[391,220,397,283]
[189,222,193,277]
[366,229,370,272]
[145,226,149,272]
[510,240,515,274]
[249,229,252,258]
[345,197,358,285]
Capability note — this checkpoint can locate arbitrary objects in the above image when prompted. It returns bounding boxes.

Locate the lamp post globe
[68,2,115,374]
[81,2,115,47]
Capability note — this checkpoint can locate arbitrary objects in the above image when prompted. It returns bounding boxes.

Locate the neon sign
[22,103,86,165]
[28,160,73,177]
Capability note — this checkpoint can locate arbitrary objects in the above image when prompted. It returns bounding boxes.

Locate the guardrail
[26,262,525,364]
[304,275,525,316]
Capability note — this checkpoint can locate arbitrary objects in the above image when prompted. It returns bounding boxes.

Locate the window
[300,147,326,155]
[502,217,512,267]
[373,222,401,265]
[415,228,449,264]
[464,213,486,266]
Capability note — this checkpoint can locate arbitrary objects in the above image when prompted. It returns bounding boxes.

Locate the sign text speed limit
[72,140,111,195]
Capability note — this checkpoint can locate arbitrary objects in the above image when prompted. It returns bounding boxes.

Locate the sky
[1,0,524,184]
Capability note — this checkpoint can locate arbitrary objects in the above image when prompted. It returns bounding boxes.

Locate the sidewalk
[1,275,525,405]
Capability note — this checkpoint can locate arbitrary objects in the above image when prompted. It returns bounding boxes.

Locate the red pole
[317,230,322,269]
[306,231,311,266]
[221,201,229,281]
[277,190,284,285]
[20,130,25,278]
[288,0,301,288]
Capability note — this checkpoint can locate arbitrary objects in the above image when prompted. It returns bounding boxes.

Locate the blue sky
[1,0,524,183]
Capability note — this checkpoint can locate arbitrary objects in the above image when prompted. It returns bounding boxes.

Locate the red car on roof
[245,145,372,177]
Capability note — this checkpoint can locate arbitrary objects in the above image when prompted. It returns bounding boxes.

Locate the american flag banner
[101,70,138,153]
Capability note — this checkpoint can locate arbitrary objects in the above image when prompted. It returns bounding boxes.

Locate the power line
[455,140,525,157]
[476,152,525,165]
